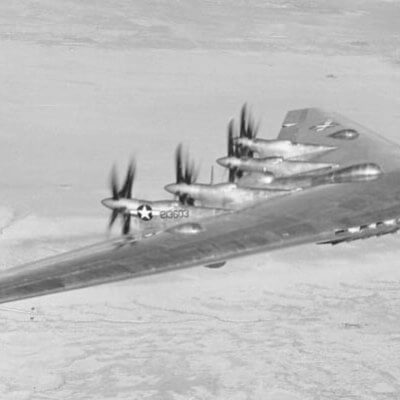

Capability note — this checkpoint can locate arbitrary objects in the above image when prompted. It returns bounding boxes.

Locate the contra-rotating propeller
[175,144,199,206]
[107,158,136,235]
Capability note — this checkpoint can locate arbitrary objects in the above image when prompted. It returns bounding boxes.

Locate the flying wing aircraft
[1,108,400,305]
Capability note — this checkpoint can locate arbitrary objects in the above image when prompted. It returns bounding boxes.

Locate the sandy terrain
[1,1,400,399]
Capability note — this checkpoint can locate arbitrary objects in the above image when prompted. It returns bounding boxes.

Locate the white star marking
[137,204,153,221]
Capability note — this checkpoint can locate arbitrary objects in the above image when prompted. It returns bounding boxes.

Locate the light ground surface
[1,1,400,399]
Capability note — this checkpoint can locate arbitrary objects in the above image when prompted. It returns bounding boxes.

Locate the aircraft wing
[1,108,400,304]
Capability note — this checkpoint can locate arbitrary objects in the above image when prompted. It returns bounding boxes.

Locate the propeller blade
[234,139,241,158]
[247,113,259,141]
[122,214,131,235]
[184,155,190,184]
[227,120,241,182]
[186,197,195,206]
[110,165,119,200]
[178,193,188,204]
[183,152,198,185]
[248,122,254,158]
[120,158,136,199]
[245,122,254,157]
[175,144,184,183]
[127,160,135,199]
[191,160,199,184]
[240,103,247,138]
[229,168,236,183]
[246,114,252,139]
[108,209,119,230]
[253,119,260,139]
[228,119,234,157]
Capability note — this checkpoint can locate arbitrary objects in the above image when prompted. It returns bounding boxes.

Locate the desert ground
[1,1,400,399]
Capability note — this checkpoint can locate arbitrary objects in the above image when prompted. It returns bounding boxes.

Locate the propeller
[107,158,136,235]
[175,144,198,205]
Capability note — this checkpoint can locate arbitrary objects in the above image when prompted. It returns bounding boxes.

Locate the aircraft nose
[216,157,230,168]
[101,198,114,209]
[164,183,180,194]
[235,137,250,147]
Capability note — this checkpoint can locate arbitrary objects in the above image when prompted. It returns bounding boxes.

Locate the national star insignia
[137,204,153,221]
[310,119,339,132]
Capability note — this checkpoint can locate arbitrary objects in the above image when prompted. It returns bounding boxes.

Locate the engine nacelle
[317,163,382,184]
